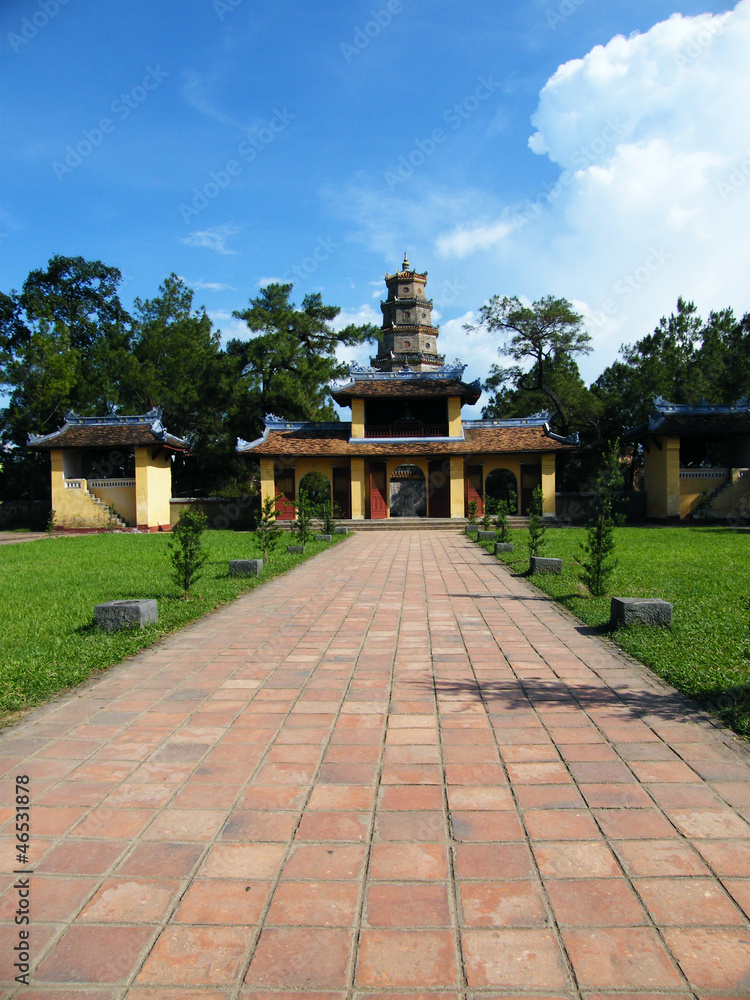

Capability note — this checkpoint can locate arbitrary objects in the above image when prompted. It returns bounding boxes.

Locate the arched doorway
[484,468,519,514]
[298,471,331,515]
[390,464,427,517]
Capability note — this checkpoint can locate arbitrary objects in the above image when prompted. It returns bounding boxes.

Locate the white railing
[88,479,136,488]
[679,468,728,479]
[64,479,83,489]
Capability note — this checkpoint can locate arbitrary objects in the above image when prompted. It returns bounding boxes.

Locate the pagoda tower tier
[371,252,445,372]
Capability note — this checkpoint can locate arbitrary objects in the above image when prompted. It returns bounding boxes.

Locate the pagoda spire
[371,256,444,372]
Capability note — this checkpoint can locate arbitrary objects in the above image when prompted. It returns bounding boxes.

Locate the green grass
[475,526,750,738]
[0,531,345,723]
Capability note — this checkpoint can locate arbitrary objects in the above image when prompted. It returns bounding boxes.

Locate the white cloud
[181,222,240,255]
[433,0,750,377]
[178,276,236,292]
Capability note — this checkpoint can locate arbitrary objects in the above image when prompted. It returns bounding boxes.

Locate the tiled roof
[240,423,574,456]
[625,397,750,439]
[28,410,190,451]
[331,379,481,405]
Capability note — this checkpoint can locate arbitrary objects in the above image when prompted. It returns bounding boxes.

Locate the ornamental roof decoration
[624,397,750,440]
[27,409,190,451]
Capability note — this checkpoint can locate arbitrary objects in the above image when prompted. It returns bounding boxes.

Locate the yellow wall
[450,456,464,517]
[50,451,112,529]
[351,458,365,519]
[447,397,462,437]
[89,484,137,526]
[679,472,729,519]
[644,436,680,519]
[351,399,365,438]
[259,457,275,509]
[541,452,556,516]
[135,446,173,529]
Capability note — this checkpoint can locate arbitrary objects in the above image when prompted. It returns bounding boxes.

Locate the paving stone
[4,530,750,997]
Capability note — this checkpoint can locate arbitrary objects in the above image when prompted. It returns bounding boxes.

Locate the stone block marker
[287,545,305,554]
[94,599,157,632]
[477,531,496,540]
[495,542,514,554]
[530,556,563,574]
[465,527,478,535]
[611,596,673,628]
[334,526,348,534]
[314,534,332,542]
[228,559,263,577]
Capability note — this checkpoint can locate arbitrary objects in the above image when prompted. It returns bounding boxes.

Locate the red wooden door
[465,465,484,516]
[428,460,451,518]
[274,470,296,521]
[369,462,387,519]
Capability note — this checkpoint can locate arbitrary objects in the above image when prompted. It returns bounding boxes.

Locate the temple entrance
[274,469,296,520]
[465,464,484,516]
[428,459,451,518]
[390,464,427,517]
[485,468,519,514]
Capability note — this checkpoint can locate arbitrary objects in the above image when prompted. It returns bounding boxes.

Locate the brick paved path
[2,530,750,998]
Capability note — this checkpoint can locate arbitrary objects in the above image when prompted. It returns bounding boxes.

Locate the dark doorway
[428,459,451,518]
[520,463,542,515]
[332,467,351,519]
[485,468,519,514]
[390,464,427,517]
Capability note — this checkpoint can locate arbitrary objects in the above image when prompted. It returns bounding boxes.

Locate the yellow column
[541,452,556,517]
[50,449,65,518]
[447,397,462,437]
[450,456,464,518]
[260,457,275,509]
[351,458,366,519]
[644,436,680,519]
[351,399,365,438]
[135,447,172,529]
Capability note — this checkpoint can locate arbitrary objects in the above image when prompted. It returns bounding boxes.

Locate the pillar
[259,457,275,510]
[351,457,366,519]
[449,456,464,518]
[541,452,556,517]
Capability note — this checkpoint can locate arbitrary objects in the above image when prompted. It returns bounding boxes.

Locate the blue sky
[3,0,749,417]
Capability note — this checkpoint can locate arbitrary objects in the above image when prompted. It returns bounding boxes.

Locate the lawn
[0,530,344,723]
[473,525,750,738]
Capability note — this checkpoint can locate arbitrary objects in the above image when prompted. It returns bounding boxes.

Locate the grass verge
[473,526,750,738]
[0,530,345,723]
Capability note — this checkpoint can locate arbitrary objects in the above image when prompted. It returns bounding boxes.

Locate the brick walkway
[2,530,750,998]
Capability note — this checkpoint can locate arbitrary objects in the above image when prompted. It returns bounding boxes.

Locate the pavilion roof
[625,397,750,440]
[27,410,191,451]
[238,418,576,456]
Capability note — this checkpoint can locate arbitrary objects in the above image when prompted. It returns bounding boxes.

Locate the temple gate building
[240,255,577,520]
[28,410,189,531]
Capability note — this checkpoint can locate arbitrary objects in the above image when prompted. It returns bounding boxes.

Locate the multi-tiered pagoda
[240,255,576,520]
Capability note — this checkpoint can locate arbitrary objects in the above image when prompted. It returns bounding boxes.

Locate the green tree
[527,485,546,559]
[290,488,315,546]
[578,443,623,597]
[255,493,283,563]
[168,508,208,598]
[468,295,592,436]
[228,283,378,438]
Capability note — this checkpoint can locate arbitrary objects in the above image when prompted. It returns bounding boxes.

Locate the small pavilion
[625,396,750,520]
[239,256,577,520]
[28,410,189,530]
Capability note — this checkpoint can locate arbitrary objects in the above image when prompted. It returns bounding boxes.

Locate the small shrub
[321,500,337,535]
[578,441,624,597]
[290,489,315,546]
[255,493,283,563]
[168,509,208,598]
[467,499,478,525]
[494,499,510,543]
[481,506,492,530]
[45,509,57,535]
[528,486,546,558]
